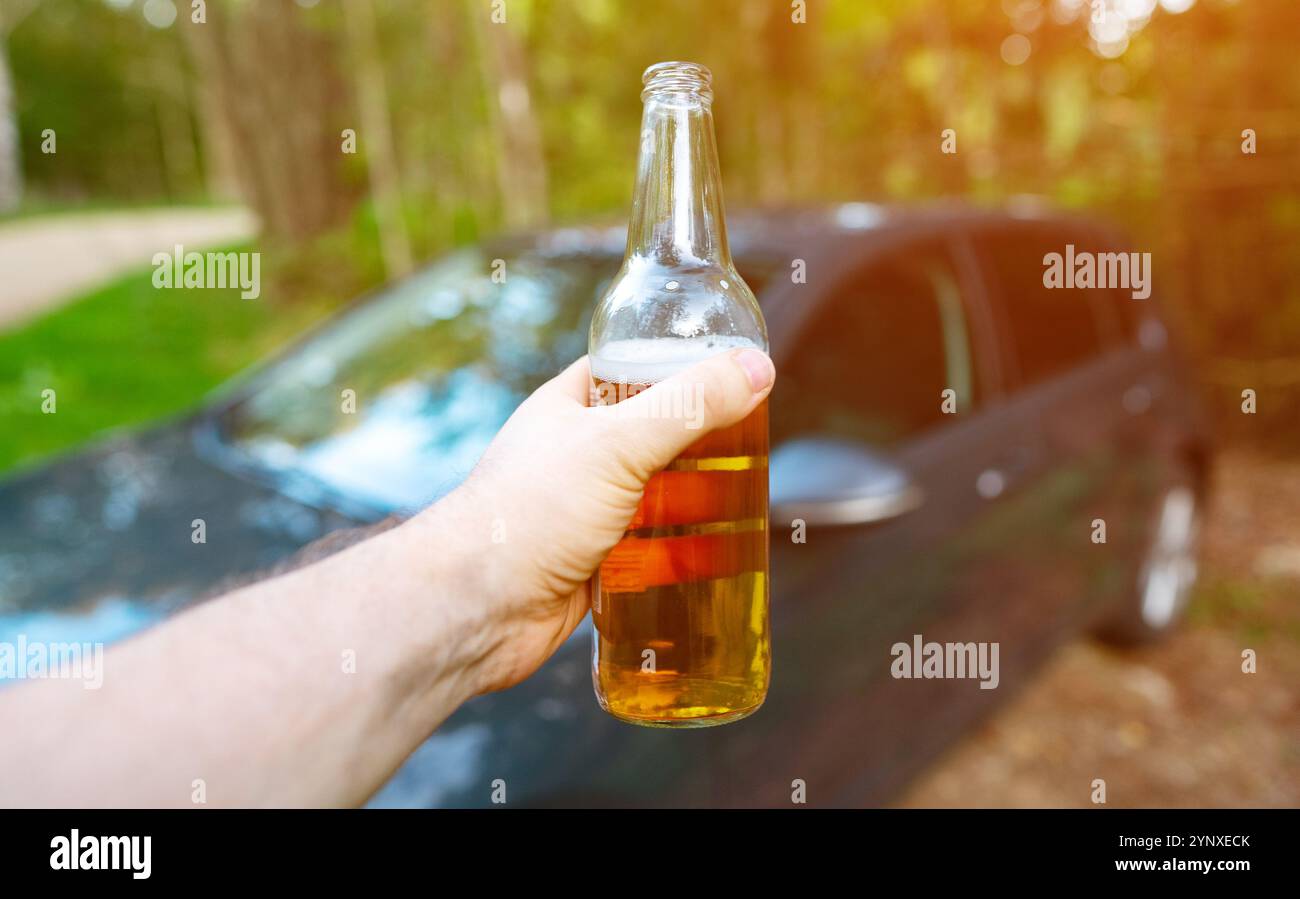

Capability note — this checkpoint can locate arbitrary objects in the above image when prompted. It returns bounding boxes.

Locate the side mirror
[770,436,924,527]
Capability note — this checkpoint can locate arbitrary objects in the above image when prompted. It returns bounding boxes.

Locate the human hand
[426,348,775,693]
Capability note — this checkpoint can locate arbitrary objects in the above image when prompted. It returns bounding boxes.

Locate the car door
[701,232,1062,806]
[1078,224,1190,606]
[968,221,1146,638]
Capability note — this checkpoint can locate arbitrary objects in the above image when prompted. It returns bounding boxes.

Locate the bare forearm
[0,350,773,807]
[0,491,495,807]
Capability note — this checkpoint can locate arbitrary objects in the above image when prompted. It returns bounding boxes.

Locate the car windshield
[212,248,612,513]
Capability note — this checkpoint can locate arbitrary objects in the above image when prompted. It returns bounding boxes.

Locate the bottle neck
[625,93,732,270]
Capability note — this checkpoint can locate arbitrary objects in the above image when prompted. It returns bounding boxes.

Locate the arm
[0,349,774,807]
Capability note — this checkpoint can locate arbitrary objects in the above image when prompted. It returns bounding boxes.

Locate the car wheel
[1097,471,1202,645]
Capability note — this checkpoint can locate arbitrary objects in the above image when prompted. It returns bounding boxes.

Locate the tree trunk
[469,0,548,230]
[178,0,350,242]
[342,0,412,277]
[0,36,22,213]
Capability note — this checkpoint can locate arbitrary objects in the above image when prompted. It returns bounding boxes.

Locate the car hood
[0,420,360,637]
[0,422,720,808]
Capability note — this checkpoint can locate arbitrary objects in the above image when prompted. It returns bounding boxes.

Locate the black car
[0,203,1209,807]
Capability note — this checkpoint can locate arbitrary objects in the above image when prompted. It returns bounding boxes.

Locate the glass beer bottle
[589,61,770,727]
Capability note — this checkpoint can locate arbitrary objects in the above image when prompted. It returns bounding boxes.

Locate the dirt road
[0,207,255,329]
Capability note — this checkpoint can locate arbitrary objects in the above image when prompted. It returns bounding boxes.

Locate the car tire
[1096,466,1203,646]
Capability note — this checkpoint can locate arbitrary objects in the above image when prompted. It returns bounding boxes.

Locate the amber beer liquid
[590,62,769,725]
[591,344,770,726]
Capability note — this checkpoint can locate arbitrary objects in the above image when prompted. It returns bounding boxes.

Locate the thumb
[594,347,774,478]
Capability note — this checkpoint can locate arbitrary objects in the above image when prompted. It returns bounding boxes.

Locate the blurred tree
[9,0,202,204]
[469,0,548,229]
[0,0,41,212]
[4,0,1297,440]
[178,0,353,241]
[341,0,412,277]
[0,24,20,213]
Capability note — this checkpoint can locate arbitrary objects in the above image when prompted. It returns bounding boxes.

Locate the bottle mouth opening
[641,61,713,103]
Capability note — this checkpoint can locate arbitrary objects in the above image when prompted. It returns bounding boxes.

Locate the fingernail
[734,349,774,393]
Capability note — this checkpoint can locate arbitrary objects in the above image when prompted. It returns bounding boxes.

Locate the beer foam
[590,336,761,385]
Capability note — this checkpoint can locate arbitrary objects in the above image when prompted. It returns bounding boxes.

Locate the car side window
[772,241,975,449]
[976,225,1106,386]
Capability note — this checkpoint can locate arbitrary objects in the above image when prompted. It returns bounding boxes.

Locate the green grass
[0,248,333,476]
